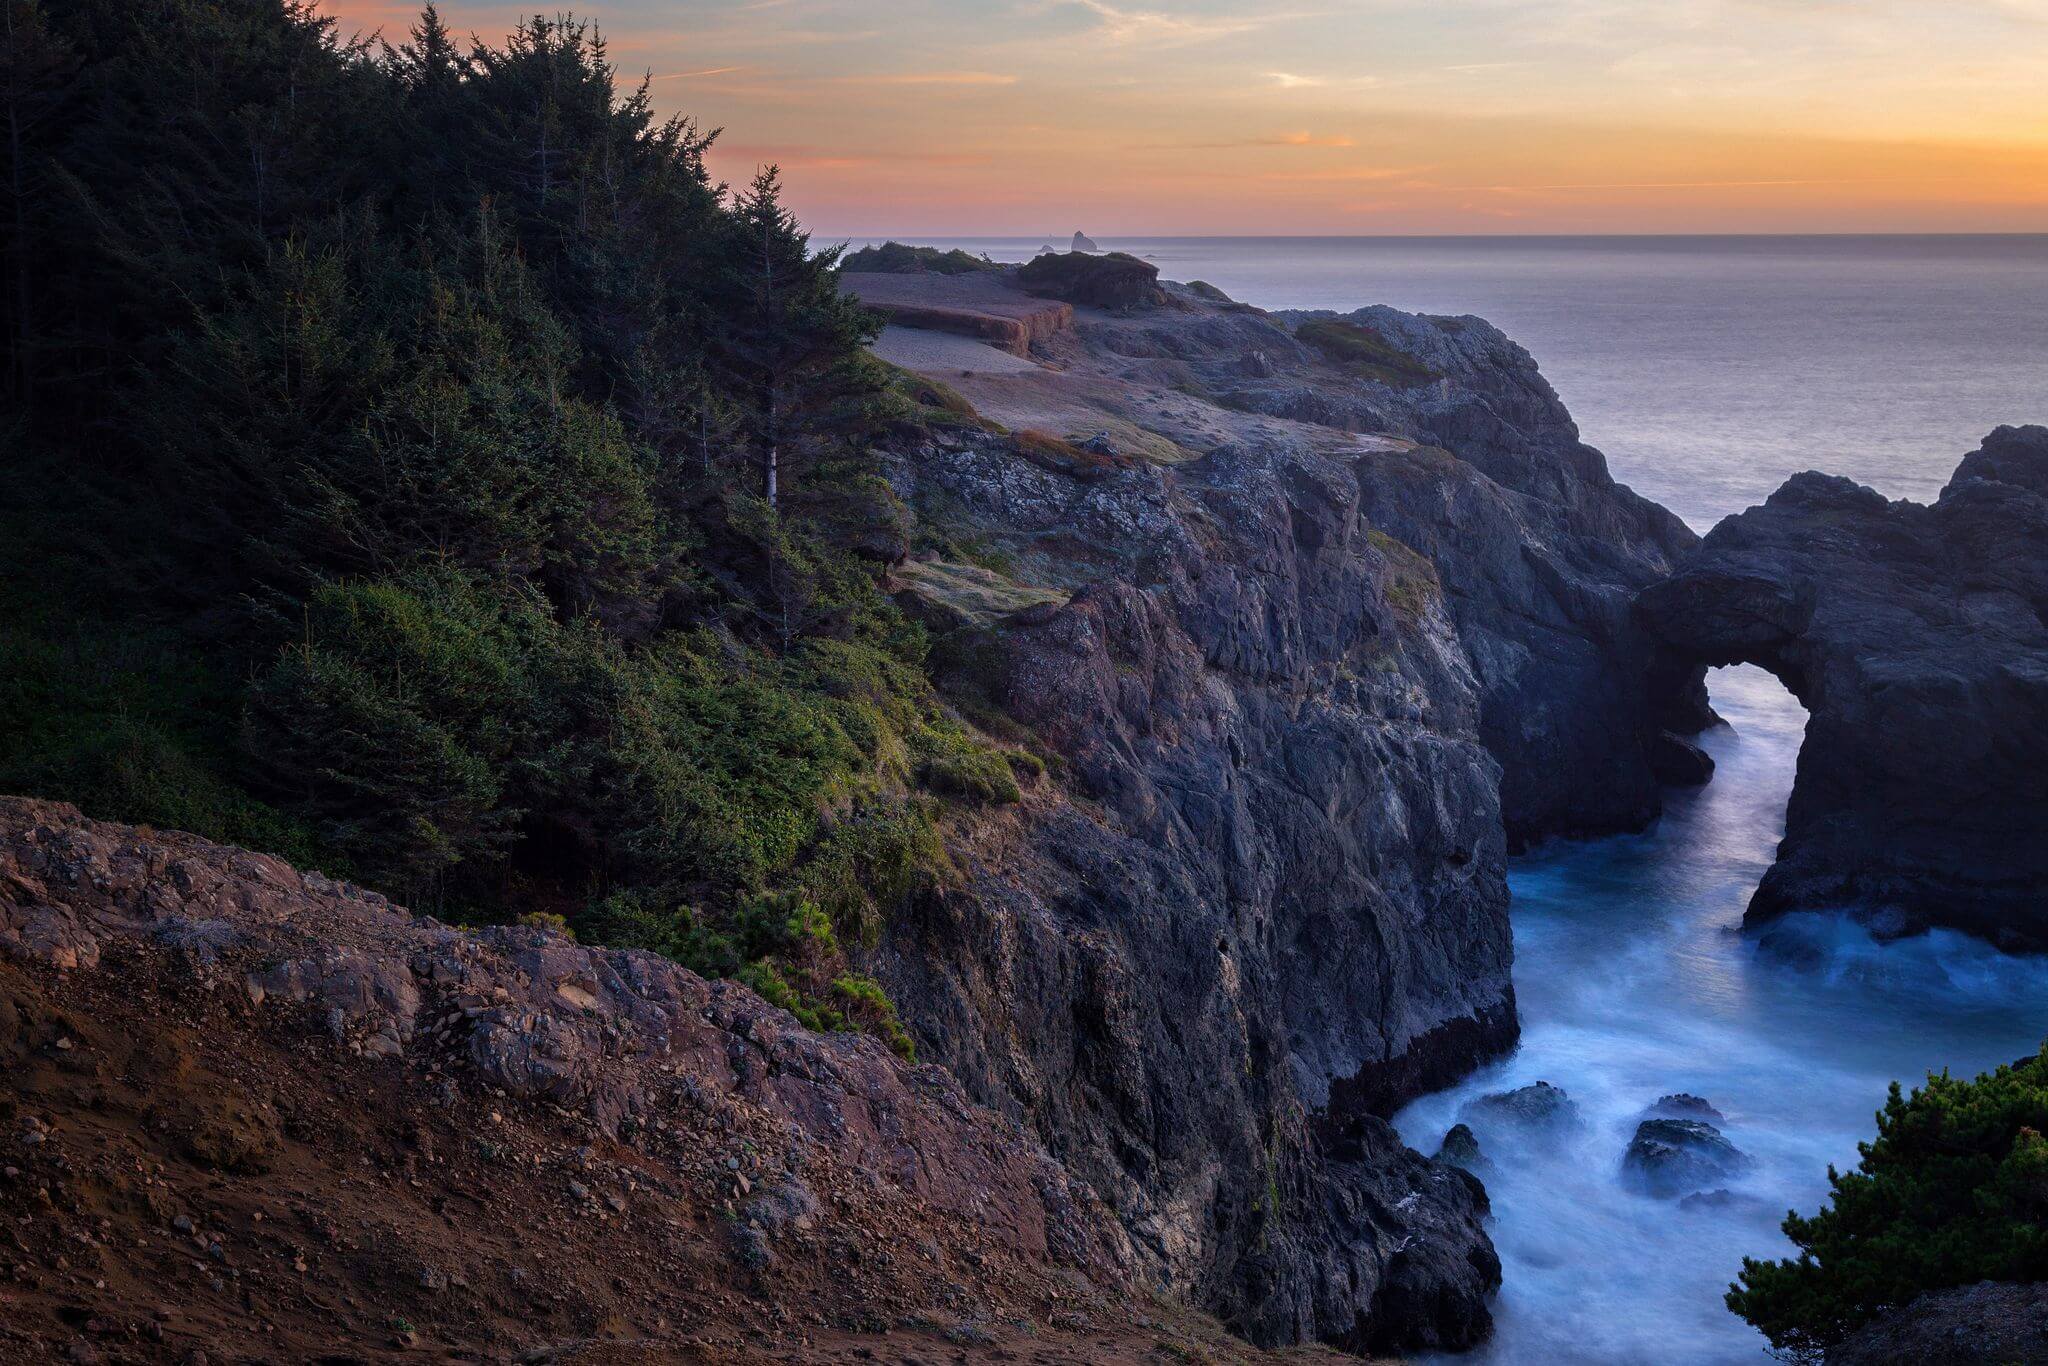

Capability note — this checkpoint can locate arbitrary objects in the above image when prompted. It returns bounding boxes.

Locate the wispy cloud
[1262,164,1432,182]
[1063,0,1284,45]
[1267,70,1323,87]
[854,71,1020,85]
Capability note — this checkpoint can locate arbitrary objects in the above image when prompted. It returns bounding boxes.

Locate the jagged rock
[1621,1119,1750,1198]
[1649,731,1715,786]
[1637,425,2048,949]
[1461,1081,1580,1134]
[1648,1093,1725,1123]
[1435,1123,1482,1168]
[1289,306,1712,843]
[1071,230,1099,252]
[886,416,1512,1350]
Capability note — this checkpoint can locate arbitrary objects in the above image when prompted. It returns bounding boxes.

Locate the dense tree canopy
[0,0,1021,1055]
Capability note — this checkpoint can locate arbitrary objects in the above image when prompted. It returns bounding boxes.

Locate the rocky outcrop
[1273,306,1712,842]
[1637,425,2048,949]
[1621,1118,1750,1198]
[1017,251,1164,310]
[1830,1281,2048,1365]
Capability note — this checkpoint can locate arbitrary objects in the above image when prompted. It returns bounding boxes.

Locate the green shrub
[840,242,1000,275]
[0,612,318,862]
[1727,1044,2048,1359]
[831,974,917,1061]
[913,728,1024,805]
[243,568,552,899]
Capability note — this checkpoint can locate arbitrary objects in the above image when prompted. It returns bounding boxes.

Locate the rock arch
[1634,428,2048,951]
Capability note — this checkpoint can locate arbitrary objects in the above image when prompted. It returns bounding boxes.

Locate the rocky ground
[1831,1281,2048,1365]
[1637,424,2048,948]
[0,796,1372,1365]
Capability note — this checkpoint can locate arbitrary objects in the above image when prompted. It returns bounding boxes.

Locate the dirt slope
[0,797,1355,1365]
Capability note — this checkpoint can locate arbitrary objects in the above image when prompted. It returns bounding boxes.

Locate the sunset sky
[323,0,2048,235]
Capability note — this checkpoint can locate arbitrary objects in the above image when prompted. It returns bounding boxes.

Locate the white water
[1394,665,2048,1364]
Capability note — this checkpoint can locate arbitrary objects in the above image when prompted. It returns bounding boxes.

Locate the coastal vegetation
[840,241,1000,275]
[0,0,1016,1051]
[1728,1045,2048,1358]
[1293,317,1441,388]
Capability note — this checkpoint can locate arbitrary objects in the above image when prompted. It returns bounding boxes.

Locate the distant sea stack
[1071,229,1100,251]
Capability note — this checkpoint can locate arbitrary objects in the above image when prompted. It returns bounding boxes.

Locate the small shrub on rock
[1727,1044,2048,1359]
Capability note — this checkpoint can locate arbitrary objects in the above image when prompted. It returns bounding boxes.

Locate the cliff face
[1273,306,1713,842]
[1636,425,2048,949]
[859,275,1708,1349]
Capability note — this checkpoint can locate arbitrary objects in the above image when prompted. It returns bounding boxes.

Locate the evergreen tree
[713,165,876,508]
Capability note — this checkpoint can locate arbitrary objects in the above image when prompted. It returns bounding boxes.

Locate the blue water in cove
[869,236,2048,1360]
[1400,665,2048,1363]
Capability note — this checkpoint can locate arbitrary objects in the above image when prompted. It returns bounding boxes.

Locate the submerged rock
[1677,1188,1774,1215]
[1621,1118,1751,1198]
[1636,424,2048,950]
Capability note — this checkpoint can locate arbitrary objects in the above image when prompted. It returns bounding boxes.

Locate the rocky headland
[841,260,1712,1349]
[1638,424,2048,949]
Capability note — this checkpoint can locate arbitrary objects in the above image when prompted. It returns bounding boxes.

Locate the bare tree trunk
[764,378,780,508]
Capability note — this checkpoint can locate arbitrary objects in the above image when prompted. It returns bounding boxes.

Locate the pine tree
[713,165,876,509]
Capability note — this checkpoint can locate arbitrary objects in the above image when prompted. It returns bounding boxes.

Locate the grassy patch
[1367,528,1442,624]
[895,560,1067,629]
[1295,318,1440,388]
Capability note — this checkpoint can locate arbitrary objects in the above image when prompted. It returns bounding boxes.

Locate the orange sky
[322,0,2048,235]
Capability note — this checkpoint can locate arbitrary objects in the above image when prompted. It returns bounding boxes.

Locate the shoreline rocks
[1622,1118,1751,1199]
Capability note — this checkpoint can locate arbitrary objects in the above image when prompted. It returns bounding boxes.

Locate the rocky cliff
[854,271,1710,1349]
[1272,306,1713,840]
[1636,425,2048,949]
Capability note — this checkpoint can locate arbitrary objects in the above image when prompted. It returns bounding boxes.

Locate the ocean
[874,235,2048,1362]
[860,234,2048,529]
